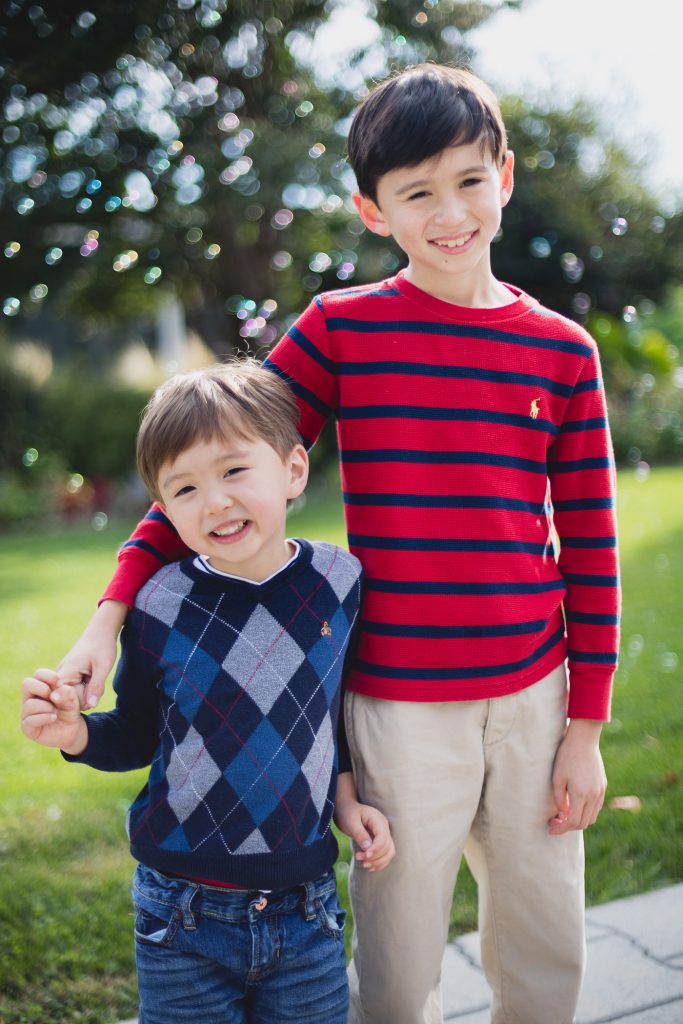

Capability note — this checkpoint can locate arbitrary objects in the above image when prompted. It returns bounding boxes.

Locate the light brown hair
[137,358,301,501]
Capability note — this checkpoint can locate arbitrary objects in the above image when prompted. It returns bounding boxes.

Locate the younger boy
[21,360,394,1024]
[57,65,619,1024]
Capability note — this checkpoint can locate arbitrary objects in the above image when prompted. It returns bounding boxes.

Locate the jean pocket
[133,903,180,947]
[132,866,181,947]
[314,888,346,941]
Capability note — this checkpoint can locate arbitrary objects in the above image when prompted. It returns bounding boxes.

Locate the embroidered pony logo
[530,397,541,419]
[321,620,332,637]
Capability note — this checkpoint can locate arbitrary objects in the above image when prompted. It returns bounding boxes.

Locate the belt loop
[179,882,199,930]
[302,879,317,921]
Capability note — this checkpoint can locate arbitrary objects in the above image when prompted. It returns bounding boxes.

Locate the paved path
[119,884,683,1024]
[442,884,683,1023]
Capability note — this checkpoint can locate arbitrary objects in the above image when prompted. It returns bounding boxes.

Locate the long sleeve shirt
[72,541,362,889]
[102,272,619,721]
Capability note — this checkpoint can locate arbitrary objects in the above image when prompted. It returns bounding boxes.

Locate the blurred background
[1,1,681,1021]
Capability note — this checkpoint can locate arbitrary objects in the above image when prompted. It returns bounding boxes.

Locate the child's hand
[335,799,396,872]
[549,719,607,835]
[57,600,127,709]
[21,668,88,755]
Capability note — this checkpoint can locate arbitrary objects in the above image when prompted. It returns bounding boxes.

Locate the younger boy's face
[354,141,514,305]
[157,433,308,582]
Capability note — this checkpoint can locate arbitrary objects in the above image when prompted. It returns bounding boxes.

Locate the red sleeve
[262,296,336,449]
[550,343,620,721]
[99,504,192,608]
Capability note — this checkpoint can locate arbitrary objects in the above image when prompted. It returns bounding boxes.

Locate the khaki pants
[345,664,585,1024]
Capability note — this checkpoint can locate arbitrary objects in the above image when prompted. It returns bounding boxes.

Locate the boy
[21,360,394,1024]
[57,65,619,1023]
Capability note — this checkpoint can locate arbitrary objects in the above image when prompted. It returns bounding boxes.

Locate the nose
[205,481,233,515]
[433,192,467,226]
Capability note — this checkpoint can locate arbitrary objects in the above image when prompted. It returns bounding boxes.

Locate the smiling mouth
[211,520,247,538]
[429,232,475,249]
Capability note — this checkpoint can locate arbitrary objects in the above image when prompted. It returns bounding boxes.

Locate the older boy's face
[354,141,514,305]
[157,434,308,581]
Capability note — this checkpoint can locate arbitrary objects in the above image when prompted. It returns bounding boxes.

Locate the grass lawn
[1,469,682,1022]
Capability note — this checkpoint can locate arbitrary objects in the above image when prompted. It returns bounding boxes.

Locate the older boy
[58,66,619,1023]
[21,360,394,1024]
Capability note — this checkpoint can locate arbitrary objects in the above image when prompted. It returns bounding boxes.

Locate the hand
[21,668,89,755]
[56,600,127,708]
[335,797,396,871]
[549,719,607,835]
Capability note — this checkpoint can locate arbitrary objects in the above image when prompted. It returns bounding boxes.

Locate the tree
[492,96,683,321]
[0,0,521,357]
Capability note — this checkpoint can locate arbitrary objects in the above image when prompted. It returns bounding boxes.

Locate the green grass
[1,468,682,1022]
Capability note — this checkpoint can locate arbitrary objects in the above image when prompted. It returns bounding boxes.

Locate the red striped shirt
[103,272,619,720]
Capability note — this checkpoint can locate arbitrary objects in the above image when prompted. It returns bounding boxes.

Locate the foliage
[0,339,150,526]
[493,98,683,321]
[0,0,520,352]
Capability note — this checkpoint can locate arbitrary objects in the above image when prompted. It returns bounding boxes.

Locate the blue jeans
[132,864,348,1024]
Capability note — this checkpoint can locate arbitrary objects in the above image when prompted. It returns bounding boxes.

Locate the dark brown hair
[347,64,507,203]
[136,358,301,501]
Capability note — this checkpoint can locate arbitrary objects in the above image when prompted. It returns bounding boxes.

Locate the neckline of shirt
[391,270,536,324]
[187,539,307,590]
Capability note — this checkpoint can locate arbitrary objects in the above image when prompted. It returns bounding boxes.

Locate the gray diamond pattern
[222,604,305,714]
[167,725,222,823]
[300,710,334,816]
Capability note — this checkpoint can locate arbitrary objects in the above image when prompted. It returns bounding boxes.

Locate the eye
[406,190,429,201]
[174,484,195,498]
[462,177,483,188]
[225,466,247,477]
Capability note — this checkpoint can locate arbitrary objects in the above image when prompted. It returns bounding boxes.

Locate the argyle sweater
[101,272,620,721]
[71,541,362,889]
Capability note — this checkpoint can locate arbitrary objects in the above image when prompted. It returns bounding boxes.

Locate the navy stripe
[336,359,573,397]
[365,577,566,596]
[340,448,548,474]
[146,507,173,527]
[325,317,591,357]
[562,417,608,433]
[565,611,621,625]
[343,492,547,514]
[348,534,553,555]
[354,626,566,681]
[550,457,613,473]
[568,649,619,665]
[574,377,603,393]
[338,403,559,435]
[563,572,620,587]
[560,536,617,549]
[363,618,549,639]
[263,359,331,418]
[553,497,615,511]
[323,287,401,299]
[122,538,167,561]
[285,325,335,374]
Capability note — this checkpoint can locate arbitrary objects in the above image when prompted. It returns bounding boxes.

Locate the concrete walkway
[119,884,683,1024]
[442,884,683,1023]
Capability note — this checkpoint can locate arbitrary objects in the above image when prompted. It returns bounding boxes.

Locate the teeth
[434,234,473,248]
[213,520,245,537]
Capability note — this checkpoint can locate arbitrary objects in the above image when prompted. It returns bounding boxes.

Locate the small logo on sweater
[321,620,332,637]
[530,397,541,419]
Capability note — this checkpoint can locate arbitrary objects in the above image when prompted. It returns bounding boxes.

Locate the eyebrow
[161,449,249,490]
[394,165,489,196]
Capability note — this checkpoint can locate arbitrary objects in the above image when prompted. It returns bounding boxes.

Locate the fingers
[548,785,605,835]
[353,808,396,871]
[56,658,100,708]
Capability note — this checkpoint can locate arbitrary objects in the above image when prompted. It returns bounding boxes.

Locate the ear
[352,192,392,237]
[499,151,514,208]
[286,444,309,501]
